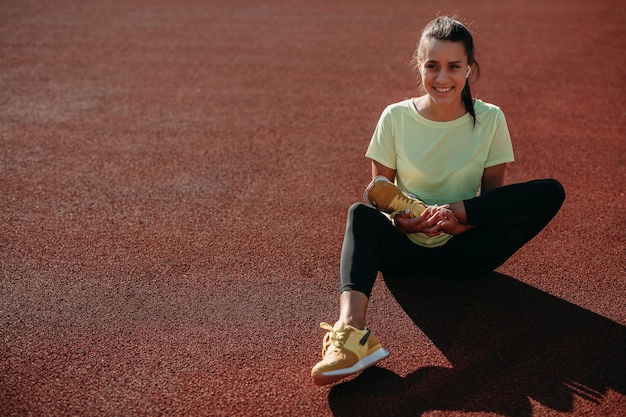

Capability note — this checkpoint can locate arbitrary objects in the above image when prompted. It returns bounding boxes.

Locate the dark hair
[414,16,480,126]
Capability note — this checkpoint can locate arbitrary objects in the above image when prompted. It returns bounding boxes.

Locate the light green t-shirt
[365,98,515,248]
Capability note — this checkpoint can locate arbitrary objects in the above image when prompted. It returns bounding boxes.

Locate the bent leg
[339,203,395,297]
[339,202,422,297]
[464,178,565,249]
[439,179,565,277]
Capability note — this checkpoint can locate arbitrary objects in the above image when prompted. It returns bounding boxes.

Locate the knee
[347,202,384,227]
[348,202,375,218]
[348,201,366,212]
[536,178,565,215]
[544,178,566,207]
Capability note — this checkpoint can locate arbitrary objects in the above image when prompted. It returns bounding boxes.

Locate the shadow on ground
[328,273,626,417]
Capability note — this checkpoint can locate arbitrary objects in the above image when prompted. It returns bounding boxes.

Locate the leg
[463,178,565,250]
[337,203,427,327]
[312,203,407,385]
[436,179,566,277]
[339,290,368,330]
[338,201,455,317]
[339,202,417,297]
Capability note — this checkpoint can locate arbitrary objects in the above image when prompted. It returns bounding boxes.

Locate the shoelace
[320,322,348,356]
[388,191,420,220]
[394,192,426,208]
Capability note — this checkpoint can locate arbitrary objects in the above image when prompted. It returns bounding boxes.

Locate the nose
[435,68,449,82]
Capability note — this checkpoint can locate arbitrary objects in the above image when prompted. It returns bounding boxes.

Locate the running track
[1,1,625,416]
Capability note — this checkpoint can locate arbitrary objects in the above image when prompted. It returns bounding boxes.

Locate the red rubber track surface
[1,1,625,416]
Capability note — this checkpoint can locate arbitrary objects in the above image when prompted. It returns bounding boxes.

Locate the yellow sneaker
[311,321,390,386]
[364,176,427,218]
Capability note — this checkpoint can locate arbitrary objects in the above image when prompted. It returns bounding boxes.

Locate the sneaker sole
[312,347,390,386]
[363,175,390,207]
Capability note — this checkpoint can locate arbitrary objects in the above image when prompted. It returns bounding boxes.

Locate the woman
[311,16,565,386]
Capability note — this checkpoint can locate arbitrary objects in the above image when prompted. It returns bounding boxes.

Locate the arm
[438,163,508,234]
[481,163,507,194]
[371,160,396,182]
[396,163,509,236]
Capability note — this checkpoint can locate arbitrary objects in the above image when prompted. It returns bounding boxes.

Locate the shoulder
[474,99,505,117]
[474,98,507,124]
[377,99,415,128]
[381,98,413,116]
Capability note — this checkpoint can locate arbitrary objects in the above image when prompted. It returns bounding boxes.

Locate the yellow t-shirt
[365,98,515,248]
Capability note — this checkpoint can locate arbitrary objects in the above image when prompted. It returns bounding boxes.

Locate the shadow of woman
[328,272,626,417]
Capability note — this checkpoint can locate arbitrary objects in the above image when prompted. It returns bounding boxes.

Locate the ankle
[339,290,369,330]
[342,319,366,330]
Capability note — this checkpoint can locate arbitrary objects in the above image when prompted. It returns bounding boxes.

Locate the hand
[393,205,446,237]
[394,205,470,236]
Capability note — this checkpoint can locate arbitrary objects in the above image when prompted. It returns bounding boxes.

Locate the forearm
[439,201,473,235]
[448,201,468,224]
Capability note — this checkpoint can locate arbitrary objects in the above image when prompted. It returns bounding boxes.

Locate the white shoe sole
[363,175,391,207]
[312,348,390,386]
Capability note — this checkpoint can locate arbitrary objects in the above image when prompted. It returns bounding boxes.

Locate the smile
[433,86,453,93]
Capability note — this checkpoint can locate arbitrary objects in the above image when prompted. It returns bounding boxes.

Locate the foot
[364,176,427,218]
[311,321,390,386]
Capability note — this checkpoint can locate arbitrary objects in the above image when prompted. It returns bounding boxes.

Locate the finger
[424,229,444,237]
[394,213,410,225]
[395,209,412,219]
[418,206,434,220]
[426,212,445,226]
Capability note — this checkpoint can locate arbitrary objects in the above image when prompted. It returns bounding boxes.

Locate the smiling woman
[310,15,566,387]
[413,17,480,125]
[415,40,472,120]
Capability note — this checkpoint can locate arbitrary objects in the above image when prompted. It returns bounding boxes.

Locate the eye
[424,64,438,71]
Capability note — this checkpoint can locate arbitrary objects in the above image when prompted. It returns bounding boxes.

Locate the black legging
[339,179,565,297]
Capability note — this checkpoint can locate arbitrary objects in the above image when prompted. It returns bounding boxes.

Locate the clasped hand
[393,205,465,237]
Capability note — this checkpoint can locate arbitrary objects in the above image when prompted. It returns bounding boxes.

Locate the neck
[414,96,466,122]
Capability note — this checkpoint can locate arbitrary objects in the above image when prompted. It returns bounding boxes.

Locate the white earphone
[466,66,472,78]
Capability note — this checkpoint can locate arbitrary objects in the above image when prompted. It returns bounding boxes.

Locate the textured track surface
[1,1,625,416]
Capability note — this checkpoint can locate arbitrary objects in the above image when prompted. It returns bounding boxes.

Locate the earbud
[466,67,472,78]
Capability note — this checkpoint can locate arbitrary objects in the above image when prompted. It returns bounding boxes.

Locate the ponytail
[462,80,476,127]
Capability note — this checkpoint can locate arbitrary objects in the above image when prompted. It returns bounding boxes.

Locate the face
[418,39,470,106]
